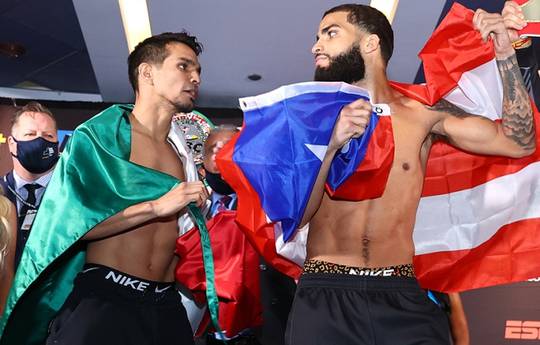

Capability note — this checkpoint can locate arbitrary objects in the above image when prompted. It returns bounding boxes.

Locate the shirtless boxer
[286,4,535,345]
[45,32,208,345]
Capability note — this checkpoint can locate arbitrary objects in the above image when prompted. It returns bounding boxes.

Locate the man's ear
[139,63,154,86]
[363,33,380,55]
[7,136,17,155]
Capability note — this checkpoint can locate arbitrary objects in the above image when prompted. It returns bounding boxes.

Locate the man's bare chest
[130,136,184,180]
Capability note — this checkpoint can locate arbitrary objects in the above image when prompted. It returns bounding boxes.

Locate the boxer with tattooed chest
[288,4,535,345]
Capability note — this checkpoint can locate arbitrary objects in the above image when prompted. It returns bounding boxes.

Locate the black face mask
[314,43,366,84]
[12,137,59,174]
[204,168,235,195]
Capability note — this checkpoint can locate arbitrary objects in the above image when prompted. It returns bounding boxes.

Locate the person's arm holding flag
[299,98,372,228]
[82,181,207,240]
[426,8,535,157]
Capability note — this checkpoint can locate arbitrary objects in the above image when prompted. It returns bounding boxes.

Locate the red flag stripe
[217,133,303,279]
[414,218,540,292]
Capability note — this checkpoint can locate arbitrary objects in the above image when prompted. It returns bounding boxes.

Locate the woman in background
[0,189,17,315]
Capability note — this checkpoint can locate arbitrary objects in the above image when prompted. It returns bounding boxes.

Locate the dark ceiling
[0,0,98,93]
[0,0,537,99]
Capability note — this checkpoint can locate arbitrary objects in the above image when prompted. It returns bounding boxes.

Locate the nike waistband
[80,263,175,295]
[303,259,415,278]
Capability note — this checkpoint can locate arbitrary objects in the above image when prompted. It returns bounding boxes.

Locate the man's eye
[328,31,337,38]
[178,64,187,70]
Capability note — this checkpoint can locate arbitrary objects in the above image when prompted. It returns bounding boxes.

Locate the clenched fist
[150,181,208,218]
[473,8,514,59]
[329,98,372,151]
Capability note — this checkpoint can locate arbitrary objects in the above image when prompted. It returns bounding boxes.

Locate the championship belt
[172,110,215,165]
[516,0,540,37]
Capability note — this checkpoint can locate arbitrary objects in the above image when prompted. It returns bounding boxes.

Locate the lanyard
[4,177,38,210]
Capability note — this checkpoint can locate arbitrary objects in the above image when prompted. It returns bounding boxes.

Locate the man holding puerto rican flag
[217,2,537,345]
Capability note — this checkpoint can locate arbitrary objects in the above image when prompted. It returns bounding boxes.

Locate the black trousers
[285,273,450,345]
[46,264,194,345]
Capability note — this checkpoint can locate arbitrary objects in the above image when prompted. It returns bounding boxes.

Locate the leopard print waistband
[303,259,415,278]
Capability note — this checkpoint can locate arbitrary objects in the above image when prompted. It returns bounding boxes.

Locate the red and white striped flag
[218,3,540,293]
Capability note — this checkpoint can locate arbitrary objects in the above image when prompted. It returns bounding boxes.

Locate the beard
[314,43,365,84]
[173,99,195,114]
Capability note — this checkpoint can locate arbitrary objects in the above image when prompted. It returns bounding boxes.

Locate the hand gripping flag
[0,105,223,344]
[218,3,540,292]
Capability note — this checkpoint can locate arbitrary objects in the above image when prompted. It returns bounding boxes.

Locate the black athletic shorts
[46,264,194,345]
[285,264,450,345]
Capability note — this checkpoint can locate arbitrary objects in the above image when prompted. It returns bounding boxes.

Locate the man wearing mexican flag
[0,32,210,345]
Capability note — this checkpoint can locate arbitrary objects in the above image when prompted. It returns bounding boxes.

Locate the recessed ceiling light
[370,0,399,24]
[118,0,152,52]
[247,74,262,81]
[0,43,26,58]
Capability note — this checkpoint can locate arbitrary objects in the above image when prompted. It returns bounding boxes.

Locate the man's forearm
[497,54,535,151]
[299,148,336,228]
[82,201,157,241]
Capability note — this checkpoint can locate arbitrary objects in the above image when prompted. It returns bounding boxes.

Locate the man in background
[203,125,296,345]
[0,102,59,270]
[203,125,239,218]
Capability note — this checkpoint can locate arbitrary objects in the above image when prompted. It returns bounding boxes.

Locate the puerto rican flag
[217,83,390,279]
[217,3,540,292]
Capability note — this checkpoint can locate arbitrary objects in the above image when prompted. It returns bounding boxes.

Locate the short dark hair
[127,31,203,93]
[323,4,394,65]
[11,101,56,131]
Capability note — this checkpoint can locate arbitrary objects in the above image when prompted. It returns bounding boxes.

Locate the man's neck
[13,161,47,182]
[131,96,176,141]
[353,66,396,104]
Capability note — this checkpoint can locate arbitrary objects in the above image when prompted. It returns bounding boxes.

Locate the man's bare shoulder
[388,94,441,127]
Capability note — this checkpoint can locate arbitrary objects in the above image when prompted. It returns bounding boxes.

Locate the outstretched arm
[429,9,535,158]
[83,181,207,240]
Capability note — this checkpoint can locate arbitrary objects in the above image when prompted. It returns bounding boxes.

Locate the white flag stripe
[274,221,308,266]
[414,161,540,255]
[443,59,503,120]
[239,82,370,112]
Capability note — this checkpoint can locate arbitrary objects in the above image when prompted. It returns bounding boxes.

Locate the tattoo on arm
[425,99,487,138]
[426,98,471,118]
[425,55,534,151]
[497,55,535,150]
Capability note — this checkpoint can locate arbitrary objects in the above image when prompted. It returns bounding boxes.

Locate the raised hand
[473,9,514,59]
[329,98,372,151]
[502,1,527,43]
[151,181,208,217]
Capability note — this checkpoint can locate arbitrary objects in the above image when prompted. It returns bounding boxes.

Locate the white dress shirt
[12,169,53,216]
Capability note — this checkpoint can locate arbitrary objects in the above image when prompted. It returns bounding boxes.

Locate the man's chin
[313,67,331,82]
[174,101,194,114]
